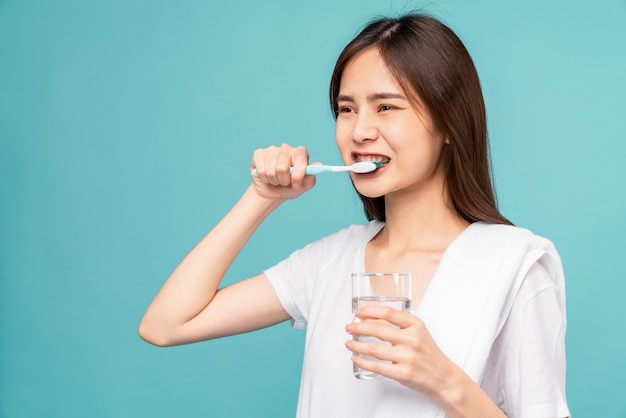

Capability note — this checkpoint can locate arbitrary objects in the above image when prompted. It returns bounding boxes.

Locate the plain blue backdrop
[1,1,625,417]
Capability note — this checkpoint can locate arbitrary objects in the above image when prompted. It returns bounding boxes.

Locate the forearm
[139,184,282,344]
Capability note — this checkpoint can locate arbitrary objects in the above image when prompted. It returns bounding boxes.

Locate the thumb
[301,160,323,190]
[301,173,317,191]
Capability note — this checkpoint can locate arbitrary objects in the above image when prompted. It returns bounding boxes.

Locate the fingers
[347,318,399,344]
[346,307,454,393]
[290,146,309,189]
[350,352,397,380]
[251,144,310,189]
[348,346,419,387]
[345,311,429,387]
[355,305,418,329]
[346,306,428,351]
[346,334,419,384]
[347,339,409,377]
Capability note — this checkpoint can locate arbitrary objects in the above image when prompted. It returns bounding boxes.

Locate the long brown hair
[329,13,512,225]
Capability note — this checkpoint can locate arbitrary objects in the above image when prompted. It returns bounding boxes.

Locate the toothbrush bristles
[351,161,381,173]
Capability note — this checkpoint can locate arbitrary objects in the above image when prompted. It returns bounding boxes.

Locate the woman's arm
[139,145,314,346]
[346,307,507,418]
[346,260,570,417]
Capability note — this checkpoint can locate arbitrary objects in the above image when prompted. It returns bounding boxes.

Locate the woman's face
[335,48,447,200]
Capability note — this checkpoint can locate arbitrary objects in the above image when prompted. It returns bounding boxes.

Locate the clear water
[351,296,411,380]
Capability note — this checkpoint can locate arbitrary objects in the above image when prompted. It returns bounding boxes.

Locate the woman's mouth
[354,153,390,167]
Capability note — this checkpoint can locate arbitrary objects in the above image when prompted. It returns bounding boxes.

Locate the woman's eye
[379,105,393,112]
[339,106,354,113]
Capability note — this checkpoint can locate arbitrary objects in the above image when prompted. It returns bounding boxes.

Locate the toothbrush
[253,161,382,177]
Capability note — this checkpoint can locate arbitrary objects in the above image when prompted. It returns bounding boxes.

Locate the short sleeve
[263,222,383,332]
[264,245,317,330]
[481,261,570,418]
[264,231,339,330]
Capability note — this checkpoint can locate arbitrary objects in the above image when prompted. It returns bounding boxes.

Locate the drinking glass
[351,272,412,380]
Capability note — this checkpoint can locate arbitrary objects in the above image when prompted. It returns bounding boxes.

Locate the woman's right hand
[250,144,317,201]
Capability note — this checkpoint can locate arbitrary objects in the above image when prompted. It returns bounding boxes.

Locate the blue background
[1,1,625,417]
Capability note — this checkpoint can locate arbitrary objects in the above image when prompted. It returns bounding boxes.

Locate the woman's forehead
[339,49,403,95]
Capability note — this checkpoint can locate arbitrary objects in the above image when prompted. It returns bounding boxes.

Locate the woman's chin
[355,188,385,199]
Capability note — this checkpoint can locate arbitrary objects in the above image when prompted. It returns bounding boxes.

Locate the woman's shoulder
[458,222,561,271]
[340,220,385,237]
[275,221,384,266]
[469,222,555,247]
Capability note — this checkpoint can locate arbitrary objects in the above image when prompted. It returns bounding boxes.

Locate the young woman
[139,13,569,418]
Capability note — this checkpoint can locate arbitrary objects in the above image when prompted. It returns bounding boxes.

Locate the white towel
[370,222,566,417]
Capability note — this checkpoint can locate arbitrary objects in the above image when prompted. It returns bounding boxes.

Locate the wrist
[435,363,467,416]
[435,364,506,418]
[243,184,285,214]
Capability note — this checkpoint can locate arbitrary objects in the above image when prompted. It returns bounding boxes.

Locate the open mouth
[354,153,390,167]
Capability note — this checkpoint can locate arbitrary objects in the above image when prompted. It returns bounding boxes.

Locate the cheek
[335,118,349,136]
[335,121,352,150]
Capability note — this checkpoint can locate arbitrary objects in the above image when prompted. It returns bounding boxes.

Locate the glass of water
[351,272,412,380]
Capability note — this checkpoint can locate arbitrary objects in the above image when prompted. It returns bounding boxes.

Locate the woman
[139,13,569,418]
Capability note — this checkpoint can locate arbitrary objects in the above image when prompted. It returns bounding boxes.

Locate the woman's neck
[377,187,469,253]
[365,184,470,305]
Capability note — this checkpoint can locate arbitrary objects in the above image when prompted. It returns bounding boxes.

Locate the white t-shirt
[264,221,569,418]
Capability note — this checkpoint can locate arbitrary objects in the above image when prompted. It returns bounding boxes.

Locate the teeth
[355,154,390,166]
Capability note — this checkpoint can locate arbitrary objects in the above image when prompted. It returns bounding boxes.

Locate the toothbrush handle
[252,165,331,177]
[303,165,331,175]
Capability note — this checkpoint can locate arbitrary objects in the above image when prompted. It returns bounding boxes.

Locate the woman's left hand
[346,306,509,417]
[345,305,459,400]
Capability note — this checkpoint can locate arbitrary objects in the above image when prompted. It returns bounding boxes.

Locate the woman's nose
[352,113,379,143]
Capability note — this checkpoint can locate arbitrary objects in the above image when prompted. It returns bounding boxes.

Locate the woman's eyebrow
[367,92,407,101]
[336,92,408,102]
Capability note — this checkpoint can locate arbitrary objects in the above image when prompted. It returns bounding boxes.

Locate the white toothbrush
[253,161,381,177]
